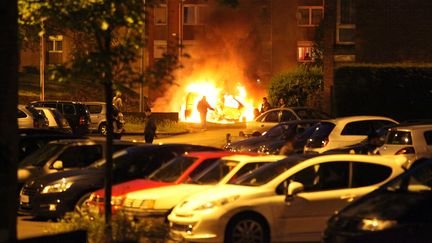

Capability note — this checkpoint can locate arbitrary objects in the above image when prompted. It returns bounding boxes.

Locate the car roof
[322,116,398,124]
[221,154,287,163]
[30,100,86,105]
[83,101,106,105]
[184,151,258,159]
[389,123,432,131]
[278,119,321,125]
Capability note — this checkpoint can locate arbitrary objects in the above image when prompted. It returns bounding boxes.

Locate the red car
[86,151,256,214]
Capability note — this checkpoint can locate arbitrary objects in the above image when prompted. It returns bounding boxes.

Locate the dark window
[351,162,392,188]
[44,103,59,109]
[279,111,296,122]
[424,131,432,145]
[148,156,197,182]
[264,111,279,122]
[341,121,372,135]
[288,162,349,192]
[189,158,219,178]
[192,160,239,184]
[17,109,27,118]
[228,162,266,183]
[307,122,335,148]
[57,145,102,168]
[386,131,412,145]
[340,0,355,24]
[63,104,75,115]
[87,105,103,114]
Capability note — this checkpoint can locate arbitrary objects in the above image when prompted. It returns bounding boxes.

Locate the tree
[268,65,323,108]
[0,0,18,242]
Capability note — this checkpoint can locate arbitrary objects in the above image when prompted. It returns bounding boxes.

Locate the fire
[179,80,256,124]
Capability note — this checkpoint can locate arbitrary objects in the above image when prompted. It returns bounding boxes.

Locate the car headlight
[359,218,397,231]
[141,199,155,209]
[193,195,240,211]
[41,180,73,194]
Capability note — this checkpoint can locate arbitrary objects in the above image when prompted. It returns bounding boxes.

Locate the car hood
[125,184,213,210]
[339,190,432,220]
[173,184,264,212]
[228,136,282,150]
[27,167,103,186]
[94,179,172,198]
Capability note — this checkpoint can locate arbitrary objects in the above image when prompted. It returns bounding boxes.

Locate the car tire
[252,131,261,137]
[74,192,92,216]
[225,214,270,243]
[98,122,107,135]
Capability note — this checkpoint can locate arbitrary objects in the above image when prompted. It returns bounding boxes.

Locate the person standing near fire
[260,97,272,113]
[197,96,214,130]
[143,108,157,143]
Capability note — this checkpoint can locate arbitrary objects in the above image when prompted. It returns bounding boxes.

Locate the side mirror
[52,160,64,170]
[285,181,304,202]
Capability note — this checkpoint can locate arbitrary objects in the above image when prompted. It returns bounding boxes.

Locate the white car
[378,123,432,167]
[168,154,406,243]
[17,105,48,129]
[304,116,398,153]
[121,155,286,219]
[244,107,329,136]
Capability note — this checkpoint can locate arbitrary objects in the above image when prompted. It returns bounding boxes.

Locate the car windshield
[148,156,198,182]
[19,143,64,167]
[385,162,432,193]
[386,130,412,145]
[185,159,239,185]
[231,157,305,186]
[89,150,128,168]
[263,124,290,138]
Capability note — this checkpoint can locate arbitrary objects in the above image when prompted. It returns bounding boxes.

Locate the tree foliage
[268,65,323,108]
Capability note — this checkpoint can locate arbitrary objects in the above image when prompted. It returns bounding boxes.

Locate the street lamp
[39,18,47,101]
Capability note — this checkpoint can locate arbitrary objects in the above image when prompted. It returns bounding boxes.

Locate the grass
[124,116,189,134]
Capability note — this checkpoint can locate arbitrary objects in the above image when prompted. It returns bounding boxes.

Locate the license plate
[20,195,29,203]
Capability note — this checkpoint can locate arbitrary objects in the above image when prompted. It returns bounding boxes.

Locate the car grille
[170,223,193,233]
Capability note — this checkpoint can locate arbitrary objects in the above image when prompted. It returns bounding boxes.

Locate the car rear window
[307,122,335,148]
[386,131,412,145]
[341,121,372,135]
[351,162,392,188]
[87,105,103,114]
[424,131,432,145]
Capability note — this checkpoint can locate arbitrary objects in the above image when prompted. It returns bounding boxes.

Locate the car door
[271,161,351,242]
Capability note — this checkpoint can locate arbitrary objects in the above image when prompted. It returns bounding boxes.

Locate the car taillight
[79,116,85,126]
[395,147,415,155]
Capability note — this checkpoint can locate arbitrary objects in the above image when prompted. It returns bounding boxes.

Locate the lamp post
[39,19,46,101]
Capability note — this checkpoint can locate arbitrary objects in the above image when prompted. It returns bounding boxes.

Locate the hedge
[333,64,432,121]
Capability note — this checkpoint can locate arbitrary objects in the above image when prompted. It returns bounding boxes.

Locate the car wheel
[225,214,269,243]
[98,122,107,135]
[74,192,92,216]
[252,131,261,137]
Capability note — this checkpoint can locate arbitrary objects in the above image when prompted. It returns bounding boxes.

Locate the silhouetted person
[260,97,272,113]
[197,96,214,130]
[144,108,156,143]
[279,98,287,108]
[113,91,123,112]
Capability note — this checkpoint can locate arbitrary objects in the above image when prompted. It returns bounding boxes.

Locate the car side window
[288,162,350,192]
[279,111,296,122]
[351,162,392,188]
[264,111,279,122]
[63,104,75,115]
[189,158,219,178]
[17,109,27,118]
[44,103,58,110]
[424,131,432,145]
[87,105,102,114]
[56,145,102,168]
[341,121,373,135]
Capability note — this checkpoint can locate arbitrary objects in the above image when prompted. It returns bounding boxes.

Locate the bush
[49,212,168,243]
[268,65,323,108]
[333,64,432,121]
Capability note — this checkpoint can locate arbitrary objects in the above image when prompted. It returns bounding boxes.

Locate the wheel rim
[232,219,265,243]
[100,124,107,135]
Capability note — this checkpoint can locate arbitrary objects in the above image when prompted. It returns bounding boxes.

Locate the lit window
[183,5,208,25]
[154,40,167,59]
[48,35,63,53]
[337,0,355,44]
[298,41,314,62]
[154,6,167,25]
[297,6,323,26]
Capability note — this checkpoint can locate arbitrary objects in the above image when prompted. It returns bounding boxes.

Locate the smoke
[152,0,268,112]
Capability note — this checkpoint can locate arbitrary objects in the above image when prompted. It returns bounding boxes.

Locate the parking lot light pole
[39,19,45,101]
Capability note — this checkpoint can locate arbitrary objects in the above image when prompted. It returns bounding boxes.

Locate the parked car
[18,128,85,162]
[244,107,330,136]
[168,154,406,243]
[86,151,253,215]
[18,144,222,219]
[323,159,432,243]
[18,105,48,129]
[30,101,91,135]
[378,123,432,167]
[35,107,72,133]
[18,139,136,188]
[121,154,284,220]
[225,120,319,154]
[304,116,398,154]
